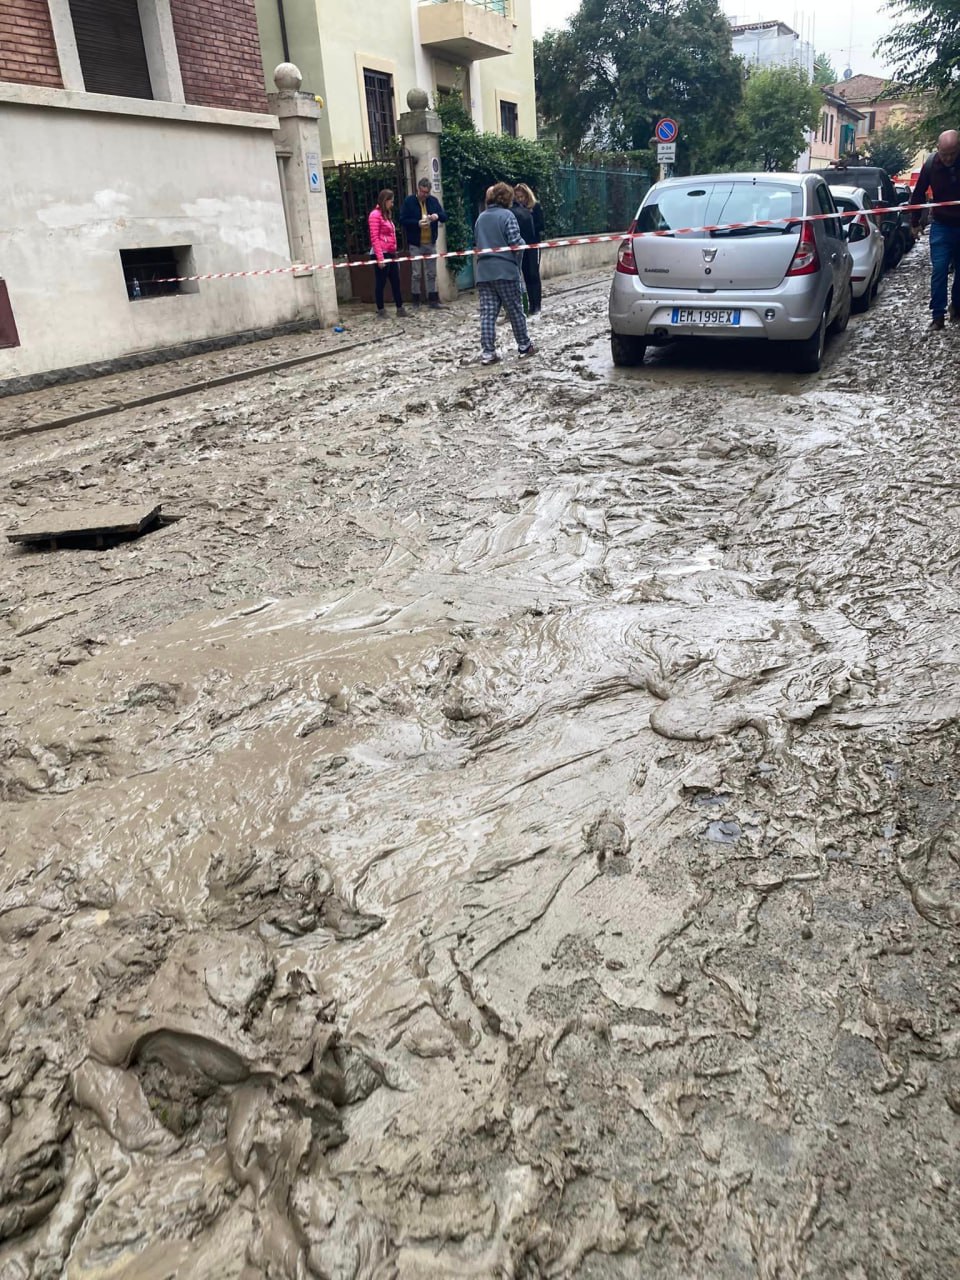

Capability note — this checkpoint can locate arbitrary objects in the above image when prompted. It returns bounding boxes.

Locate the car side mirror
[846,221,869,243]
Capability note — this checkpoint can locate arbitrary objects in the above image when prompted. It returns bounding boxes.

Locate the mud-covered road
[2,245,959,1279]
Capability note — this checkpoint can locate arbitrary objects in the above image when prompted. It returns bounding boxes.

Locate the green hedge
[437,98,559,275]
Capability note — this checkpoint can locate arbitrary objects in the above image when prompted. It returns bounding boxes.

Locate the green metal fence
[552,165,651,238]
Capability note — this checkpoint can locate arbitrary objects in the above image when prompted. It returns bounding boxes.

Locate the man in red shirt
[911,130,960,330]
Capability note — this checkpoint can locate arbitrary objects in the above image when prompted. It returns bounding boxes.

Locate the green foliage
[878,0,960,129]
[534,0,744,170]
[864,120,924,175]
[438,113,559,273]
[813,51,838,85]
[734,65,822,171]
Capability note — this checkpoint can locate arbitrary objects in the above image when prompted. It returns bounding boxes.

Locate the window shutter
[68,0,154,100]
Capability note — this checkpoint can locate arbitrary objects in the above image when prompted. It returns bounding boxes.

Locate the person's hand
[430,213,439,222]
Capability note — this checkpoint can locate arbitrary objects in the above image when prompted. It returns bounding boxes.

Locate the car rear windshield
[636,181,804,238]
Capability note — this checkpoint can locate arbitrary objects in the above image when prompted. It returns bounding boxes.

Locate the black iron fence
[324,150,417,259]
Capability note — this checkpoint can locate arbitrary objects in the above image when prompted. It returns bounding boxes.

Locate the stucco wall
[254,0,537,162]
[0,93,303,381]
[476,2,536,140]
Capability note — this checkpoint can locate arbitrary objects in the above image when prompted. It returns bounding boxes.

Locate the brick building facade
[0,0,332,385]
[0,0,267,112]
[170,0,267,113]
[0,0,62,88]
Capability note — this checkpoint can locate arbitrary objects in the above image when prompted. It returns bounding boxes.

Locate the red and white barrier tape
[157,198,960,284]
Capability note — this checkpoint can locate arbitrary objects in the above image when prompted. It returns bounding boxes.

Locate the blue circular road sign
[655,118,679,143]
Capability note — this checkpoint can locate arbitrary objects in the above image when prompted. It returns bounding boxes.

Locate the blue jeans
[929,221,960,317]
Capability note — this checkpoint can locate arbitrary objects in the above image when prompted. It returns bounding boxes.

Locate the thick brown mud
[1,248,959,1278]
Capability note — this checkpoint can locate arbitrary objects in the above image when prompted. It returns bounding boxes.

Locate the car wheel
[869,266,882,304]
[610,332,647,367]
[829,284,852,334]
[788,305,827,374]
[851,282,870,314]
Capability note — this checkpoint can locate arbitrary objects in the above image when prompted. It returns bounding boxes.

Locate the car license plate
[670,308,741,326]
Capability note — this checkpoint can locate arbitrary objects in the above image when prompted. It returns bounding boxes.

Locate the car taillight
[616,222,639,275]
[786,222,819,276]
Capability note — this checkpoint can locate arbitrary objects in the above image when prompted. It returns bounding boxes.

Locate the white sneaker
[481,352,501,365]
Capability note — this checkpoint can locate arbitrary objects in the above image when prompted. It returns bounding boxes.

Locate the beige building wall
[0,87,303,383]
[254,0,536,163]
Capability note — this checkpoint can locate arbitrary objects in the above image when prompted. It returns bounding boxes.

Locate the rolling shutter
[68,0,154,100]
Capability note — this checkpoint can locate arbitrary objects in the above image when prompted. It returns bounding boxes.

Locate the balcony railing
[418,0,514,60]
[422,0,511,15]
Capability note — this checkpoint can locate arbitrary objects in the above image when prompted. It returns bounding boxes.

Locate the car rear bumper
[609,281,827,342]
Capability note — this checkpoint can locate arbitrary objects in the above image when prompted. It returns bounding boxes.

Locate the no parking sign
[655,118,679,144]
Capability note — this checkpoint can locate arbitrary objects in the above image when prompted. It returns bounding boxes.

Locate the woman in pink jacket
[368,189,407,318]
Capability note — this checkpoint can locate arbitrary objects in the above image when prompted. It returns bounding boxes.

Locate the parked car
[828,185,885,312]
[815,165,913,267]
[609,172,853,374]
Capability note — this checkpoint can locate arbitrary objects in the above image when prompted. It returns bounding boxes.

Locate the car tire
[869,267,882,304]
[788,305,827,374]
[610,332,647,367]
[829,284,852,334]
[853,266,879,313]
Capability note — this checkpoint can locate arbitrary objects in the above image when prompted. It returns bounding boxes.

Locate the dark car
[814,165,913,267]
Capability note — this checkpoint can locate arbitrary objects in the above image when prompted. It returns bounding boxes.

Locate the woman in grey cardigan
[473,183,536,365]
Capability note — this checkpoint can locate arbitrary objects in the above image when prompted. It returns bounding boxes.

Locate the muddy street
[1,246,959,1279]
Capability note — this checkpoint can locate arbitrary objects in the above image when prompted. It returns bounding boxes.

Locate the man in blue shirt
[400,178,448,309]
[474,183,536,364]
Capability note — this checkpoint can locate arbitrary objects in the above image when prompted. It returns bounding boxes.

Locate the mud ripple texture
[1,251,959,1277]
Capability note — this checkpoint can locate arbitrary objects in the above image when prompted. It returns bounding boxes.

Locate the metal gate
[332,149,417,259]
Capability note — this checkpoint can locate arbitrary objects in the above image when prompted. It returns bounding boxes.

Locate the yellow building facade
[254,0,536,163]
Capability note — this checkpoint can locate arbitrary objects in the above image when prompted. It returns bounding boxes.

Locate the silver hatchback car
[609,172,853,373]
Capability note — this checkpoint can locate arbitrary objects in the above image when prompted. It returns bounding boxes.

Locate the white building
[730,19,816,170]
[0,0,327,391]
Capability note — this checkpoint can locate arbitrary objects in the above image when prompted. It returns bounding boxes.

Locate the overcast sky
[530,0,898,78]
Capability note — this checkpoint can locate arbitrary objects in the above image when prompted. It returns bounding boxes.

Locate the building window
[829,115,834,144]
[0,280,20,349]
[820,113,828,143]
[364,70,396,158]
[499,99,519,137]
[68,0,153,99]
[120,247,198,300]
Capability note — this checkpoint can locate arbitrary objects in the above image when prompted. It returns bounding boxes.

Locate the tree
[734,66,823,171]
[878,0,960,130]
[813,51,838,85]
[534,0,744,169]
[864,120,922,175]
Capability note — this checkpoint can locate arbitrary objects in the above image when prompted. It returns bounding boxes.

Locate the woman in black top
[513,184,543,316]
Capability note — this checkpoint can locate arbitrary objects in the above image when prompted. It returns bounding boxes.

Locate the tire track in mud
[1,247,959,1277]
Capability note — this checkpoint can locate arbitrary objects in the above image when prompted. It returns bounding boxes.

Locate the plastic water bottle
[333,324,345,333]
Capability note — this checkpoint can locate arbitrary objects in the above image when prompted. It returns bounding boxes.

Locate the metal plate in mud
[8,503,162,545]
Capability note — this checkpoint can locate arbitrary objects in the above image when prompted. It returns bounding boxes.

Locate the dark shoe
[375,309,387,319]
[931,315,945,331]
[518,343,538,359]
[950,303,960,322]
[428,292,447,310]
[396,306,409,317]
[411,296,422,308]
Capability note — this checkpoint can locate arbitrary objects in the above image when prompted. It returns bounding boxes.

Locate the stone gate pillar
[268,63,340,328]
[398,89,457,303]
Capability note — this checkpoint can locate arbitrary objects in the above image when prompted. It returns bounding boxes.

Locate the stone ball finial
[273,62,303,92]
[406,87,430,111]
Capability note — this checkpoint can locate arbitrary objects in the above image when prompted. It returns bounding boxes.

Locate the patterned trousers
[478,278,531,354]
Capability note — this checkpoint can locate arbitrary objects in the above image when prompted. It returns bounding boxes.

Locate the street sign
[655,118,679,143]
[657,142,676,163]
[306,151,321,193]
